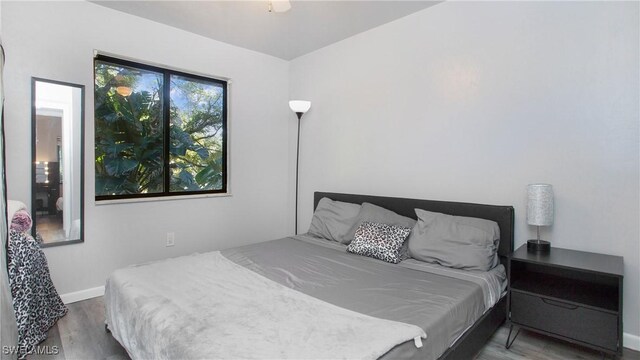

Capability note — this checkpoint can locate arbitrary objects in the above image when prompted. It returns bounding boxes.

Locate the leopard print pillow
[347,221,412,264]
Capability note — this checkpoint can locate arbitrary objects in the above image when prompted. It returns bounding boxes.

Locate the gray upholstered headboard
[313,192,515,264]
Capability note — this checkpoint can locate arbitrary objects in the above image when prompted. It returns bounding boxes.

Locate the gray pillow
[407,209,500,271]
[307,198,361,243]
[347,222,412,264]
[345,203,417,241]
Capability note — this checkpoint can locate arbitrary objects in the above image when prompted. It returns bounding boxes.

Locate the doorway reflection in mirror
[32,79,84,246]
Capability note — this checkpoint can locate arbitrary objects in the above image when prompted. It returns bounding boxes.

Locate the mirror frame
[31,77,85,248]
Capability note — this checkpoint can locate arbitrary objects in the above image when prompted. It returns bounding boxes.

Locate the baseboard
[60,286,105,304]
[624,332,640,351]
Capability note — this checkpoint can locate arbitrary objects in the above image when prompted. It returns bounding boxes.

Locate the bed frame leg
[505,324,520,349]
[105,324,111,334]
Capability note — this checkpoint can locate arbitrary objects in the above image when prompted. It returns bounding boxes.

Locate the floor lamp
[289,100,311,234]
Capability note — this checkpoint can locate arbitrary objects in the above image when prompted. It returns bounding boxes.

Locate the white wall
[35,115,61,162]
[290,1,640,340]
[0,1,20,354]
[2,1,291,295]
[71,88,82,227]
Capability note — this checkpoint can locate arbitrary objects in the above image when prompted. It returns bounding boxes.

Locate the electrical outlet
[166,232,175,247]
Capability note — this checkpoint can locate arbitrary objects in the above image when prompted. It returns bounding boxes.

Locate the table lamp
[527,184,554,253]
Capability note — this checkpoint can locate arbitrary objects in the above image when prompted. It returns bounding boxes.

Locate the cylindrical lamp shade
[527,184,554,226]
[289,100,311,114]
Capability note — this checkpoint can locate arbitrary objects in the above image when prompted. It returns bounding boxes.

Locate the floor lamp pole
[295,112,302,234]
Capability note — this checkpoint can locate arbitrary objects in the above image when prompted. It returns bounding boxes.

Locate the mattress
[222,235,506,359]
[106,234,506,360]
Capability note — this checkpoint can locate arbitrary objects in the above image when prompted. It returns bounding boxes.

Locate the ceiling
[92,1,440,60]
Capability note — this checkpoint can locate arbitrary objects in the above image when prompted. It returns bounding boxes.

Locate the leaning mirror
[32,78,84,247]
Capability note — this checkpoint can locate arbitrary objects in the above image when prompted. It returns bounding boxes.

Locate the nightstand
[506,244,624,358]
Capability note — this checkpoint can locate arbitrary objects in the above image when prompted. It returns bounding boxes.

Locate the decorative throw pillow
[308,198,362,243]
[407,209,500,271]
[347,222,412,264]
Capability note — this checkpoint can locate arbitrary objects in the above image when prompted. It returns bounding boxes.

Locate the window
[94,55,227,200]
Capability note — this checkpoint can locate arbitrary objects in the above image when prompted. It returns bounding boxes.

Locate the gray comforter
[222,235,505,359]
[106,234,505,360]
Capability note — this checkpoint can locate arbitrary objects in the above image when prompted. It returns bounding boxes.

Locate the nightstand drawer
[511,291,618,351]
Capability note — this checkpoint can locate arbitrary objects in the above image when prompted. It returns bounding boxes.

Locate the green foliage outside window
[169,75,225,192]
[94,58,226,199]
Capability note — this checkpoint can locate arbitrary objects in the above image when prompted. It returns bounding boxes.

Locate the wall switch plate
[166,232,175,247]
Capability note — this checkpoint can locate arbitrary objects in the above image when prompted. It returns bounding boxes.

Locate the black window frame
[94,55,228,201]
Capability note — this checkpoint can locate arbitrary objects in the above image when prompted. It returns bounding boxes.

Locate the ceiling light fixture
[269,0,291,13]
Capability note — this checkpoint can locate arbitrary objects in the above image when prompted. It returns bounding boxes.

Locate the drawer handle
[541,298,579,310]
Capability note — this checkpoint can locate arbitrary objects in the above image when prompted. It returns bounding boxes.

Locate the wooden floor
[28,297,639,360]
[36,215,66,244]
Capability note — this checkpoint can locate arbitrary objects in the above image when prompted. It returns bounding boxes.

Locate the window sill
[94,192,232,205]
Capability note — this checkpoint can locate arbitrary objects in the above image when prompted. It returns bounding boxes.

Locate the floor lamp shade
[526,184,554,252]
[289,100,311,114]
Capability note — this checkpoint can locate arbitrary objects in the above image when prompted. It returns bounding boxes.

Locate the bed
[104,192,514,360]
